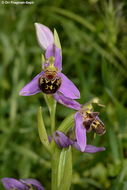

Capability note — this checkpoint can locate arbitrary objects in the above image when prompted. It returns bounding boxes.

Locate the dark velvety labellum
[83,119,93,132]
[91,120,106,135]
[83,110,106,135]
[39,71,61,94]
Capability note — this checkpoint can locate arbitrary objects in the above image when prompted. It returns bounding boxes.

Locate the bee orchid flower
[1,178,44,190]
[19,23,81,110]
[53,105,106,152]
[74,107,106,152]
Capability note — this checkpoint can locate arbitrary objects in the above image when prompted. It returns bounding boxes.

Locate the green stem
[43,94,58,189]
[43,94,56,133]
[50,105,56,134]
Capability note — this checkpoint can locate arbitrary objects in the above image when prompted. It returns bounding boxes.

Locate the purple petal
[75,112,86,152]
[73,142,105,153]
[45,44,62,71]
[58,73,80,99]
[84,145,106,153]
[19,71,44,96]
[1,178,26,190]
[35,23,54,50]
[53,92,81,110]
[72,141,83,151]
[20,178,44,190]
[53,131,74,148]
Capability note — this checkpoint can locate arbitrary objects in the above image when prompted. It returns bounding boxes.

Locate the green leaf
[54,28,62,50]
[51,141,61,190]
[58,113,74,133]
[37,107,51,152]
[57,148,67,187]
[58,146,72,190]
[51,144,72,190]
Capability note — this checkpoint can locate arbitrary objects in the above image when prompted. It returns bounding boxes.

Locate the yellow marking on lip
[50,85,53,90]
[45,85,53,90]
[40,80,44,84]
[45,79,49,83]
[45,85,49,89]
[91,124,97,128]
[56,80,61,85]
[51,79,56,84]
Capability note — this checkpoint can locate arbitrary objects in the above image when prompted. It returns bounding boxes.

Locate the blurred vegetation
[0,0,127,189]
